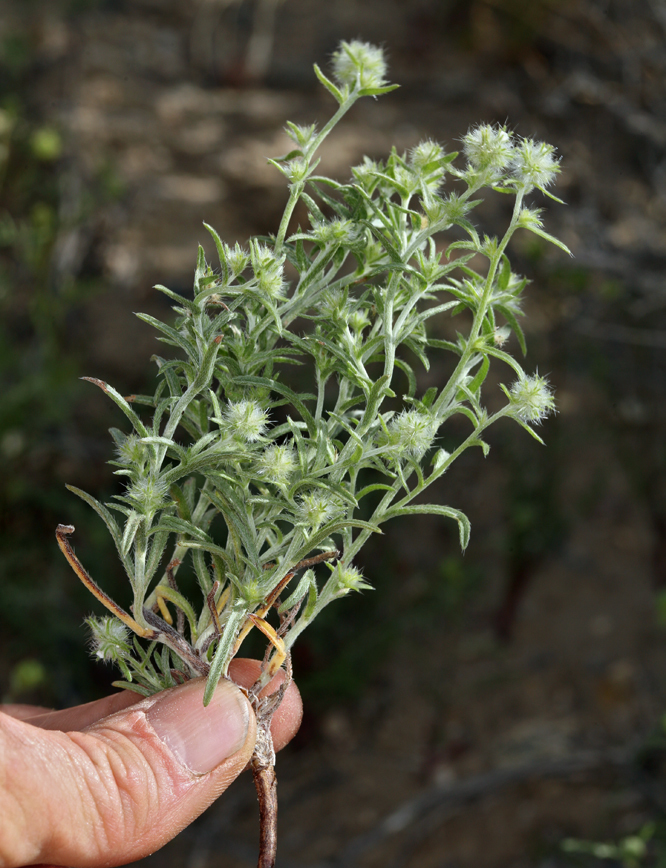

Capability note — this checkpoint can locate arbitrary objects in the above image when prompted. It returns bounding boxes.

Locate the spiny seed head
[331,41,387,90]
[285,122,317,149]
[86,616,131,662]
[296,490,341,530]
[115,434,147,466]
[510,139,560,192]
[127,476,169,515]
[224,399,269,442]
[223,241,250,277]
[508,374,556,423]
[348,309,371,333]
[351,156,381,189]
[311,218,357,247]
[256,444,297,485]
[463,124,515,178]
[249,240,285,299]
[409,139,446,172]
[332,562,373,596]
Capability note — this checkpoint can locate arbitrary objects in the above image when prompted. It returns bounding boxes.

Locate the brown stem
[56,524,156,639]
[247,655,291,868]
[251,759,278,868]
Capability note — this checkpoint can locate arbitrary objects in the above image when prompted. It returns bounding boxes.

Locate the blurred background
[2,0,666,865]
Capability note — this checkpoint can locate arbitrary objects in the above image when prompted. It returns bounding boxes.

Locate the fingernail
[146,678,250,774]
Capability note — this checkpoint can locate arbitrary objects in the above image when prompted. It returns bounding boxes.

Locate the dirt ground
[3,0,666,866]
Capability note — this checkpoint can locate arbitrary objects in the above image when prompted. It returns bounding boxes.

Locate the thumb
[0,677,255,868]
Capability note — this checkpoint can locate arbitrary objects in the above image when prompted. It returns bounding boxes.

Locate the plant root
[248,652,292,868]
[252,751,278,868]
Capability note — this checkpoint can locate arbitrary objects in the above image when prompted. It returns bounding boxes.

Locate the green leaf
[81,378,149,438]
[467,354,490,395]
[382,504,471,551]
[523,224,572,256]
[313,63,343,103]
[153,584,199,640]
[278,569,317,614]
[135,313,198,357]
[356,483,395,500]
[121,511,142,558]
[496,304,527,356]
[151,514,212,542]
[154,284,198,313]
[145,529,170,586]
[358,84,400,97]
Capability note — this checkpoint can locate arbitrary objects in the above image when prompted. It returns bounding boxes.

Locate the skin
[0,659,302,868]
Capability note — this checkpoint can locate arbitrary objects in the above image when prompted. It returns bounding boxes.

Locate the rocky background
[2,0,666,866]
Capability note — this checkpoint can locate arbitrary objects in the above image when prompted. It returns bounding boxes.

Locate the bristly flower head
[332,41,387,90]
[86,616,131,662]
[126,476,170,515]
[115,434,147,467]
[255,444,297,486]
[331,563,373,596]
[296,490,341,531]
[510,139,560,193]
[507,374,556,424]
[223,399,270,442]
[462,124,515,181]
[249,240,286,299]
[380,409,440,460]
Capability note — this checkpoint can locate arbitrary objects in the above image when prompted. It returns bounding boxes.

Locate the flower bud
[311,218,358,247]
[351,156,381,190]
[409,139,446,172]
[285,122,317,149]
[348,309,371,333]
[283,156,310,183]
[223,241,250,277]
[331,41,387,90]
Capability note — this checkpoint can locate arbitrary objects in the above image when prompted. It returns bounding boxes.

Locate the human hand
[0,658,302,868]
